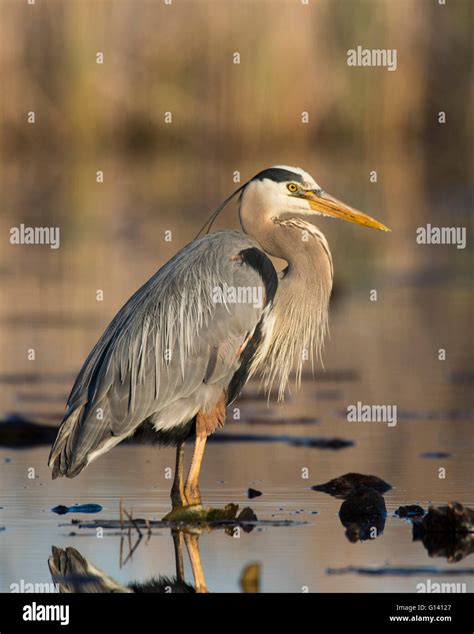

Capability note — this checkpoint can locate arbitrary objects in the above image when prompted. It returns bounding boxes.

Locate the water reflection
[48,530,201,593]
[312,472,390,542]
[312,474,474,559]
[412,503,474,564]
[339,487,387,543]
[49,521,261,594]
[47,497,474,596]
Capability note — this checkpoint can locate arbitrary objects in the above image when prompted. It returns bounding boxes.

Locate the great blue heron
[48,165,389,509]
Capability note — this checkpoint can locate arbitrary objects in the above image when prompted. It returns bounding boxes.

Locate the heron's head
[239,165,390,233]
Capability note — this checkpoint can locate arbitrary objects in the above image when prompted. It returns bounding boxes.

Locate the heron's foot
[162,502,242,523]
[162,504,205,522]
[184,484,202,507]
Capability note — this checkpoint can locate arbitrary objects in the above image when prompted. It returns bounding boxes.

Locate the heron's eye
[287,183,298,193]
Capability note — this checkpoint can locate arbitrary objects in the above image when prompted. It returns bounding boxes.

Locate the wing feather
[49,231,276,477]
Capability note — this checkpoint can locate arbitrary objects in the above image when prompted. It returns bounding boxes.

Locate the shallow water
[1,432,473,593]
[0,288,472,593]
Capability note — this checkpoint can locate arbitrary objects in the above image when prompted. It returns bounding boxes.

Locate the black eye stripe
[252,168,305,184]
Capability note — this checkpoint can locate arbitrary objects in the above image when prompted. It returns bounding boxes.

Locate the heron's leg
[170,440,187,508]
[172,529,185,582]
[183,424,207,507]
[184,393,226,506]
[184,532,207,593]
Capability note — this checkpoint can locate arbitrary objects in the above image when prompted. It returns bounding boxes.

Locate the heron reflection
[49,529,205,594]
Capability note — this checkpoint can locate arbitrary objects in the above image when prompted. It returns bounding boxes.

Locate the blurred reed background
[0,0,472,412]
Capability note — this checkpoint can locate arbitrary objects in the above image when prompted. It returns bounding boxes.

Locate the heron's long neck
[249,218,334,399]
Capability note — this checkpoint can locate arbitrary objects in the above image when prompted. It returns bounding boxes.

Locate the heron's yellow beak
[302,190,390,232]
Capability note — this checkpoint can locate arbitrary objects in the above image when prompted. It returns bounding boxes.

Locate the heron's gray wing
[49,231,277,477]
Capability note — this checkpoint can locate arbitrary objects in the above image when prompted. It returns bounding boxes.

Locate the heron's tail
[48,409,87,479]
[48,546,131,593]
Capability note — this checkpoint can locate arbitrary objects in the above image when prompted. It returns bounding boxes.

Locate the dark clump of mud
[311,473,392,499]
[395,505,425,519]
[236,507,258,524]
[412,502,474,562]
[247,488,262,499]
[312,473,391,542]
[417,502,474,532]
